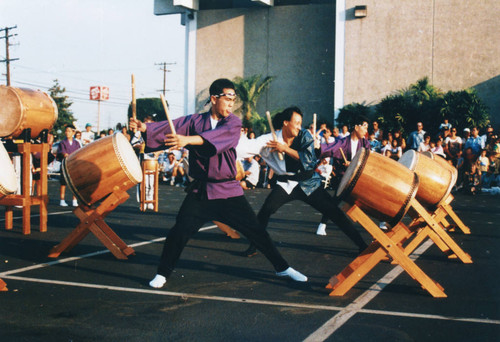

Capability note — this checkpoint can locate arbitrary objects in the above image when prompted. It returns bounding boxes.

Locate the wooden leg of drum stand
[408,199,472,264]
[0,278,7,291]
[327,203,446,298]
[4,206,13,230]
[153,165,159,212]
[438,194,471,235]
[49,190,135,260]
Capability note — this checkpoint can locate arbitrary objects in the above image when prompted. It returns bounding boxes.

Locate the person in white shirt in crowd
[316,157,333,187]
[444,127,463,166]
[240,155,260,190]
[439,118,452,131]
[418,133,432,152]
[81,123,95,146]
[384,138,402,160]
[431,137,446,158]
[162,152,185,186]
[339,125,350,138]
[320,125,335,144]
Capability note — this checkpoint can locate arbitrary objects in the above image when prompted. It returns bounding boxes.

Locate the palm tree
[233,75,274,127]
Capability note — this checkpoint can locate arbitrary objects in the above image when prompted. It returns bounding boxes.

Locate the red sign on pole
[89,86,109,101]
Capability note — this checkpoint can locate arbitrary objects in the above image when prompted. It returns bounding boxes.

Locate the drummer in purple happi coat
[129,78,307,289]
[57,124,81,207]
[315,115,371,234]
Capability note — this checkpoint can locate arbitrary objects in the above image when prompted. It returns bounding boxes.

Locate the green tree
[336,102,371,129]
[376,77,444,137]
[441,88,490,132]
[233,75,274,129]
[49,79,76,140]
[127,97,168,122]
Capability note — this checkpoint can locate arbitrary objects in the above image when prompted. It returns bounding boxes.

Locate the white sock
[149,274,167,288]
[316,223,327,236]
[276,267,308,282]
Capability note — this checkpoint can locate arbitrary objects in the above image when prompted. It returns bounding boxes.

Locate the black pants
[256,185,368,250]
[157,193,289,278]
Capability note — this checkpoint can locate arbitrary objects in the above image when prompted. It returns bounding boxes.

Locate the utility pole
[155,62,175,96]
[0,26,19,86]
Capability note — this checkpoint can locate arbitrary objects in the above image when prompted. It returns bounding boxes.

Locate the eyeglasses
[214,92,237,101]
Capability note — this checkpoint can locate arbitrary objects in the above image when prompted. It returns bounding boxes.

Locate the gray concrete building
[155,0,500,128]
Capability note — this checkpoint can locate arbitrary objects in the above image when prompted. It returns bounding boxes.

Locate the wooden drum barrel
[62,133,142,206]
[0,86,58,139]
[143,159,158,171]
[0,143,17,199]
[421,151,458,188]
[337,148,419,226]
[399,150,454,209]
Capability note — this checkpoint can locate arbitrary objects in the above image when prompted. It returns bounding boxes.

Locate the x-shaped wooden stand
[0,278,7,291]
[48,190,135,260]
[326,196,472,298]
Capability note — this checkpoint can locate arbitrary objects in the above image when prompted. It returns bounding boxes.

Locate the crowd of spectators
[234,118,500,196]
[19,116,499,200]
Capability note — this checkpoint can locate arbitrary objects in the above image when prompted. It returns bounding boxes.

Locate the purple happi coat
[145,111,244,200]
[57,138,81,157]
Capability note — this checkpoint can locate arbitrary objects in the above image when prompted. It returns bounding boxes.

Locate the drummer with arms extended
[129,78,307,288]
[237,107,368,257]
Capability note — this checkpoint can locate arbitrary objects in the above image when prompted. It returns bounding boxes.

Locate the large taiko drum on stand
[399,150,454,209]
[422,151,458,188]
[62,133,142,206]
[337,148,419,226]
[0,86,58,139]
[0,143,18,199]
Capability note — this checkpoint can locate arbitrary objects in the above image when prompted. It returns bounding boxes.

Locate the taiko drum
[337,148,419,226]
[0,86,58,139]
[399,150,454,209]
[421,151,458,188]
[62,133,142,206]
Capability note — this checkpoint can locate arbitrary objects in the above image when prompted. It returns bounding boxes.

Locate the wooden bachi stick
[266,111,283,160]
[160,94,176,135]
[312,113,317,142]
[339,147,348,164]
[131,74,137,132]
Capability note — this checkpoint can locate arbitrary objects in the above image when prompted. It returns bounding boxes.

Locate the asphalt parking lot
[0,181,499,341]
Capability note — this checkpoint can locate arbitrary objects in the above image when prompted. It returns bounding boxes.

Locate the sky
[0,0,186,133]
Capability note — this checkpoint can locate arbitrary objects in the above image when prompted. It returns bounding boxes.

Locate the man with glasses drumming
[129,78,307,289]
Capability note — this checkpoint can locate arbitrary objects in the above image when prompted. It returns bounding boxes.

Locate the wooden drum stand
[327,196,473,298]
[0,129,50,235]
[48,188,135,260]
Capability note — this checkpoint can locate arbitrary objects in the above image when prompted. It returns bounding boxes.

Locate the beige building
[155,0,500,128]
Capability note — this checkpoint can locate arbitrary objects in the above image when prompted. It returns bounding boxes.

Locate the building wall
[344,0,500,126]
[195,3,335,124]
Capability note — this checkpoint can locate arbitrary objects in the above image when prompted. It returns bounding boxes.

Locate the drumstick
[339,147,348,164]
[312,113,317,142]
[266,111,283,161]
[160,94,176,135]
[131,74,137,132]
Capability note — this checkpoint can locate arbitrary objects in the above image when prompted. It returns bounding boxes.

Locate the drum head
[0,86,22,137]
[398,150,418,171]
[0,143,18,195]
[113,132,143,184]
[337,147,366,198]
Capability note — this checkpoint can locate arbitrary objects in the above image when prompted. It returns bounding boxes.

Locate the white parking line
[304,239,437,341]
[2,220,498,335]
